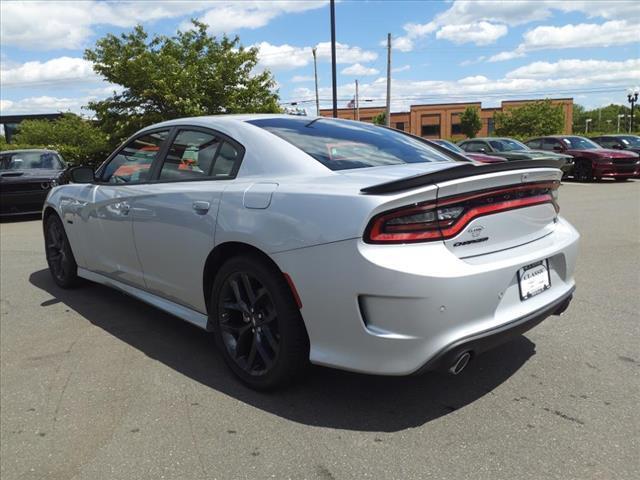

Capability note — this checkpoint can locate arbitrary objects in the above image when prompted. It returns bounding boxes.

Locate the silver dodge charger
[43,115,579,389]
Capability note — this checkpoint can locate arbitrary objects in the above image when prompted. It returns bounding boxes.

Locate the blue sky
[1,0,639,116]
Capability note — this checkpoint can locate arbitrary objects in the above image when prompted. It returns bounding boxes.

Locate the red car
[431,139,506,164]
[526,136,639,182]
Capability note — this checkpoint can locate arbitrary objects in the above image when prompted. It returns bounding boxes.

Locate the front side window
[159,130,221,180]
[595,137,618,149]
[489,139,528,152]
[618,135,640,147]
[0,151,64,170]
[527,139,542,149]
[542,138,560,151]
[248,117,453,171]
[462,141,487,153]
[101,130,169,183]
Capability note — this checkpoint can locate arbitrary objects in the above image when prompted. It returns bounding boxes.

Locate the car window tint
[248,117,453,171]
[102,130,169,183]
[542,139,557,151]
[596,138,617,148]
[159,130,220,181]
[0,151,64,170]
[463,141,486,153]
[212,141,240,177]
[527,139,541,149]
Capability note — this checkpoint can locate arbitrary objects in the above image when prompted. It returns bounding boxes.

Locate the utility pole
[628,90,638,132]
[385,33,391,127]
[355,79,360,121]
[312,47,320,116]
[617,113,625,133]
[330,0,338,118]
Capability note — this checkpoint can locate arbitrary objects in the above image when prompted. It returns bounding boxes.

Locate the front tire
[210,254,309,390]
[44,214,79,288]
[574,160,593,182]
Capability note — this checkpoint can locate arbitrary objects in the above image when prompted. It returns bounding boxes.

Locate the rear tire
[574,160,593,182]
[44,214,79,288]
[210,254,309,390]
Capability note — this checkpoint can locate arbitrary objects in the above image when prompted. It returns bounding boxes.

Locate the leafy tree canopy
[572,103,636,134]
[459,106,482,138]
[84,20,281,144]
[372,112,386,125]
[493,99,564,137]
[9,113,109,166]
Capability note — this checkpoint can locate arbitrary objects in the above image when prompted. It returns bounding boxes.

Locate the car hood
[567,148,639,158]
[0,168,65,182]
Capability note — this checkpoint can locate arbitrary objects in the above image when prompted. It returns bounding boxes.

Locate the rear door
[131,127,244,313]
[82,129,170,286]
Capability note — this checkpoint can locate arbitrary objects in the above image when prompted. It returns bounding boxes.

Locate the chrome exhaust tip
[449,351,472,375]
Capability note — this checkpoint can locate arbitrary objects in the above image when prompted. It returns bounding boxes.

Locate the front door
[82,129,171,287]
[132,128,243,313]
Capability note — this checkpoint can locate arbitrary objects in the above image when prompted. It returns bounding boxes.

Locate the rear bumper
[273,216,580,375]
[415,287,574,374]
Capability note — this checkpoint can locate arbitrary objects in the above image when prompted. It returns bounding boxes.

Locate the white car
[43,115,579,389]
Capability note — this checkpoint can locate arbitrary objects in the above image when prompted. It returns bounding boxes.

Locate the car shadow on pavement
[30,269,535,433]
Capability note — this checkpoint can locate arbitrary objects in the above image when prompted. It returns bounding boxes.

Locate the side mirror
[613,144,624,150]
[69,166,95,183]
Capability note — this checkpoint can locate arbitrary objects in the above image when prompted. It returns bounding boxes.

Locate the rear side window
[159,130,221,180]
[527,139,541,149]
[248,117,453,171]
[101,130,169,183]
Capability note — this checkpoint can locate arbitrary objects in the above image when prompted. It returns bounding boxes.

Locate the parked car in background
[458,137,574,176]
[42,115,578,389]
[431,139,506,163]
[0,149,67,216]
[525,135,640,182]
[591,135,640,155]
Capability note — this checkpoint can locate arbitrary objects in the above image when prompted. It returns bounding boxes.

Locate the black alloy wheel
[44,214,79,288]
[211,255,309,389]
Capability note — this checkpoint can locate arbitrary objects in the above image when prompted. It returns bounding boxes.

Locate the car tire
[44,214,79,288]
[210,254,309,390]
[574,160,593,182]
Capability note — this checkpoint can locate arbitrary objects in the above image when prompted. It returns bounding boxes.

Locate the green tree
[459,106,482,138]
[372,112,386,125]
[493,99,565,137]
[10,113,109,166]
[84,20,281,144]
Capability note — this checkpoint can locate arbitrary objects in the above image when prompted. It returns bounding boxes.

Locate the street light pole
[355,79,359,121]
[627,90,638,133]
[385,33,391,127]
[617,114,625,133]
[585,118,592,134]
[312,47,320,116]
[330,0,338,118]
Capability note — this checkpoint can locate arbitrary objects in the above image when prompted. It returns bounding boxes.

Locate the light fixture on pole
[627,89,639,133]
[585,118,592,134]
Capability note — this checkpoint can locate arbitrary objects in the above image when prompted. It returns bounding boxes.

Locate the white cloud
[0,1,327,50]
[435,21,507,45]
[0,57,97,87]
[0,95,89,114]
[255,41,377,70]
[290,57,640,112]
[341,64,379,76]
[291,75,314,83]
[488,19,640,62]
[392,65,411,73]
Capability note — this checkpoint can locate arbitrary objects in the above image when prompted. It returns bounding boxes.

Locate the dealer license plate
[518,260,551,301]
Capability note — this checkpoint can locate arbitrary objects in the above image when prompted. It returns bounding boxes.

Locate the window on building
[451,113,462,135]
[395,122,405,131]
[487,118,495,135]
[420,114,441,137]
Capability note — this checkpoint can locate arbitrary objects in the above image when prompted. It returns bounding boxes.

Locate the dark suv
[526,136,640,182]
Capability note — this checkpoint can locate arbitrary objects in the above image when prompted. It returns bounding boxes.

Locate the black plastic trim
[360,159,564,194]
[414,286,575,375]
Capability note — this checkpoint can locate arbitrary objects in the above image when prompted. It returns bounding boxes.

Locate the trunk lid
[436,167,561,258]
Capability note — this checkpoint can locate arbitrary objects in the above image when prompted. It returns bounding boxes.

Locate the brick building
[320,98,573,139]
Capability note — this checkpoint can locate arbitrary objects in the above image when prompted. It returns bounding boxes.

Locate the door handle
[192,201,211,214]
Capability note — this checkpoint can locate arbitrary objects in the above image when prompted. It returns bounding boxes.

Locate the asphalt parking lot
[1,179,639,480]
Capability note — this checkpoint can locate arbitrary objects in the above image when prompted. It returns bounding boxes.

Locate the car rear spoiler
[360,159,565,194]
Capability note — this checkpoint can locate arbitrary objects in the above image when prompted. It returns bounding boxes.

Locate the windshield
[0,151,64,170]
[560,137,601,149]
[433,139,465,154]
[248,117,454,171]
[488,139,528,151]
[618,136,640,147]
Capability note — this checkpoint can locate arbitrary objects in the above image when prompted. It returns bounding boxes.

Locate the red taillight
[364,181,559,244]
